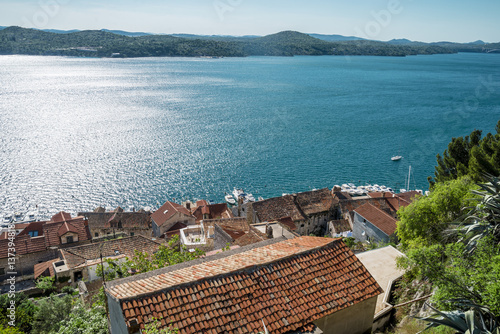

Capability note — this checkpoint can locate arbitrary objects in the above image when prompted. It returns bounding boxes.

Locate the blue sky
[1,0,499,42]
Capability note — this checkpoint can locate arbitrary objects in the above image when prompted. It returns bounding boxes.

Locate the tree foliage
[96,235,204,281]
[55,300,108,334]
[31,295,73,334]
[397,176,477,250]
[0,293,36,334]
[35,276,55,294]
[429,121,500,186]
[401,238,500,315]
[0,26,460,58]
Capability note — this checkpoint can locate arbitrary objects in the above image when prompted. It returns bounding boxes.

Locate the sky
[1,0,499,43]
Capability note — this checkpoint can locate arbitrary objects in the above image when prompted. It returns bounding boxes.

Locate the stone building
[151,201,196,238]
[36,235,163,284]
[79,207,152,239]
[353,203,398,244]
[247,188,336,236]
[0,212,91,281]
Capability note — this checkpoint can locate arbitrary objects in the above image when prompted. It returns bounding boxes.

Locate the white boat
[13,212,23,222]
[258,196,264,201]
[391,155,402,161]
[233,188,244,200]
[246,193,256,202]
[3,213,13,224]
[225,194,236,205]
[24,211,37,222]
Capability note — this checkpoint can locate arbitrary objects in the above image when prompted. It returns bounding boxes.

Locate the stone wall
[352,212,390,244]
[0,248,59,282]
[214,224,233,250]
[314,296,378,334]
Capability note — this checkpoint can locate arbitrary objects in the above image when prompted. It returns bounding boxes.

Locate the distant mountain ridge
[0,26,498,58]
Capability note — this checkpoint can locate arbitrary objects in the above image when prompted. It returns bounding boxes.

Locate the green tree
[397,176,477,250]
[0,325,24,334]
[96,235,204,280]
[35,276,55,295]
[401,238,500,315]
[429,121,500,186]
[0,293,36,333]
[55,300,108,334]
[32,295,73,334]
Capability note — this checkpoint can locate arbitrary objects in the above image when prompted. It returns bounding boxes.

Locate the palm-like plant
[417,300,500,334]
[453,174,500,253]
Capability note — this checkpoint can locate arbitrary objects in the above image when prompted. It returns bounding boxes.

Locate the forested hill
[0,26,495,58]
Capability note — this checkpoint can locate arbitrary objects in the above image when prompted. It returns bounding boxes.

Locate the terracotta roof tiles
[354,203,398,236]
[106,236,382,333]
[151,201,194,227]
[34,258,58,279]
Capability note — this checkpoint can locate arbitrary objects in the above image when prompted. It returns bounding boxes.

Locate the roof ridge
[107,237,342,302]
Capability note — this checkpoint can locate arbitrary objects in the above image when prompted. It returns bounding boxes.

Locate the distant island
[0,26,499,58]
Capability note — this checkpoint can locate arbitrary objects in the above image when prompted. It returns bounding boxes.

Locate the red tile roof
[192,203,233,222]
[0,217,91,259]
[34,258,58,279]
[151,201,193,227]
[50,211,73,223]
[107,236,382,334]
[196,200,209,207]
[44,218,90,247]
[396,191,421,203]
[277,217,297,231]
[354,203,398,236]
[58,222,80,236]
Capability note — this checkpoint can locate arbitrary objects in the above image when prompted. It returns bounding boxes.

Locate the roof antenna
[261,319,269,334]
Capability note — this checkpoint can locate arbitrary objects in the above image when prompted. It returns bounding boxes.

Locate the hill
[0,26,497,58]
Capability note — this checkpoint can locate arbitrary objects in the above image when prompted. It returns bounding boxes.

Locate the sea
[0,53,499,219]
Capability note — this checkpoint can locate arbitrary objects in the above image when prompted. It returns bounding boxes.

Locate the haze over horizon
[1,0,499,43]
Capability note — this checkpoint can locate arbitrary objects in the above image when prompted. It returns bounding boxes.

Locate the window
[28,231,39,237]
[94,232,99,237]
[130,232,135,237]
[117,221,122,228]
[0,268,5,276]
[66,236,74,244]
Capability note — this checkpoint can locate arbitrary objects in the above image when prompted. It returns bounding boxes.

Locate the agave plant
[452,174,500,253]
[417,300,500,334]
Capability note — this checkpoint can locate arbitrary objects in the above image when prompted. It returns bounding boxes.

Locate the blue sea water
[0,53,499,218]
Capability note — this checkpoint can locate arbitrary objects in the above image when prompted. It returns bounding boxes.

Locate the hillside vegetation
[0,27,462,58]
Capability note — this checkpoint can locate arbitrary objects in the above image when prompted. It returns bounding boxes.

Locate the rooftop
[354,203,398,236]
[60,235,162,269]
[151,201,194,228]
[356,246,406,314]
[106,236,382,333]
[251,195,305,223]
[294,188,335,216]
